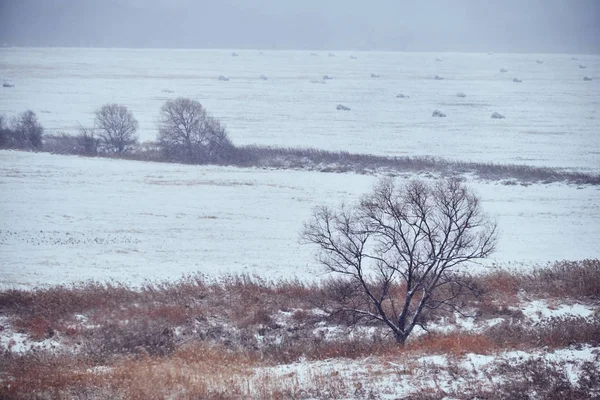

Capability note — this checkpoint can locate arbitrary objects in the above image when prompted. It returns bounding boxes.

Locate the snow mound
[432,110,446,117]
[350,55,358,59]
[434,75,444,80]
[579,64,587,69]
[536,59,544,64]
[231,52,239,57]
[436,57,443,62]
[491,112,505,119]
[522,300,594,322]
[259,74,268,80]
[583,76,592,81]
[499,68,508,73]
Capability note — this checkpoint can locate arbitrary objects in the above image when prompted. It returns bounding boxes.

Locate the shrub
[0,110,44,150]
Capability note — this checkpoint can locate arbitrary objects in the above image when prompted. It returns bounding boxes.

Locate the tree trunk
[394,332,408,346]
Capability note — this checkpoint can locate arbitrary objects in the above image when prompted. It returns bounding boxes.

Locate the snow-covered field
[1,151,598,289]
[1,48,599,172]
[0,48,599,288]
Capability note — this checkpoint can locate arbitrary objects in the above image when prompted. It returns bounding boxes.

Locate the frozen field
[1,48,599,172]
[1,151,598,289]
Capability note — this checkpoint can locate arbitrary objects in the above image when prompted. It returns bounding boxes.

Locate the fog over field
[1,0,600,53]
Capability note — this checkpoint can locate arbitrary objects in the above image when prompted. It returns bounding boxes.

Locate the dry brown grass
[1,260,599,398]
[406,332,497,356]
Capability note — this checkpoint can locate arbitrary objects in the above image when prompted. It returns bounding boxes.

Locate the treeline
[2,99,600,185]
[2,99,235,164]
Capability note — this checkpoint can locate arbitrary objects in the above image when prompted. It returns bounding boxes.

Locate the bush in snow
[323,75,333,80]
[370,73,380,78]
[336,104,351,111]
[432,110,446,117]
[0,110,44,150]
[43,128,99,156]
[499,68,508,73]
[513,78,522,83]
[536,59,544,64]
[491,112,505,119]
[2,82,14,88]
[259,74,268,80]
[218,75,230,81]
[579,64,586,69]
[583,76,592,81]
[456,92,466,98]
[434,75,443,80]
[396,94,409,98]
[231,52,239,57]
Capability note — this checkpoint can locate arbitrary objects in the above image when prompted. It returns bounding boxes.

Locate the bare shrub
[231,145,600,185]
[488,357,599,400]
[523,259,600,299]
[94,104,138,154]
[83,319,175,360]
[302,177,497,344]
[484,316,600,349]
[1,110,44,150]
[43,128,99,156]
[157,97,234,164]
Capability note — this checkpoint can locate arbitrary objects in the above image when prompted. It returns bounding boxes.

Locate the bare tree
[94,104,138,155]
[6,110,44,149]
[157,98,233,163]
[302,178,497,345]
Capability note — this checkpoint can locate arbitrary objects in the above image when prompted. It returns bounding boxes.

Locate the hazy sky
[1,0,599,53]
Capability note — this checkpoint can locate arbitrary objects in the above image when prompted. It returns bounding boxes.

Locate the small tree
[94,104,138,155]
[9,110,44,149]
[157,98,233,164]
[302,178,497,345]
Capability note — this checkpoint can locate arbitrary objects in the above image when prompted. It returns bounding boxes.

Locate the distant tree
[94,104,138,155]
[157,98,233,163]
[6,110,44,149]
[302,178,497,345]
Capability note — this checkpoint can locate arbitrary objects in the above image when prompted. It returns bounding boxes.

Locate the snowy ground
[1,48,599,172]
[1,151,598,289]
